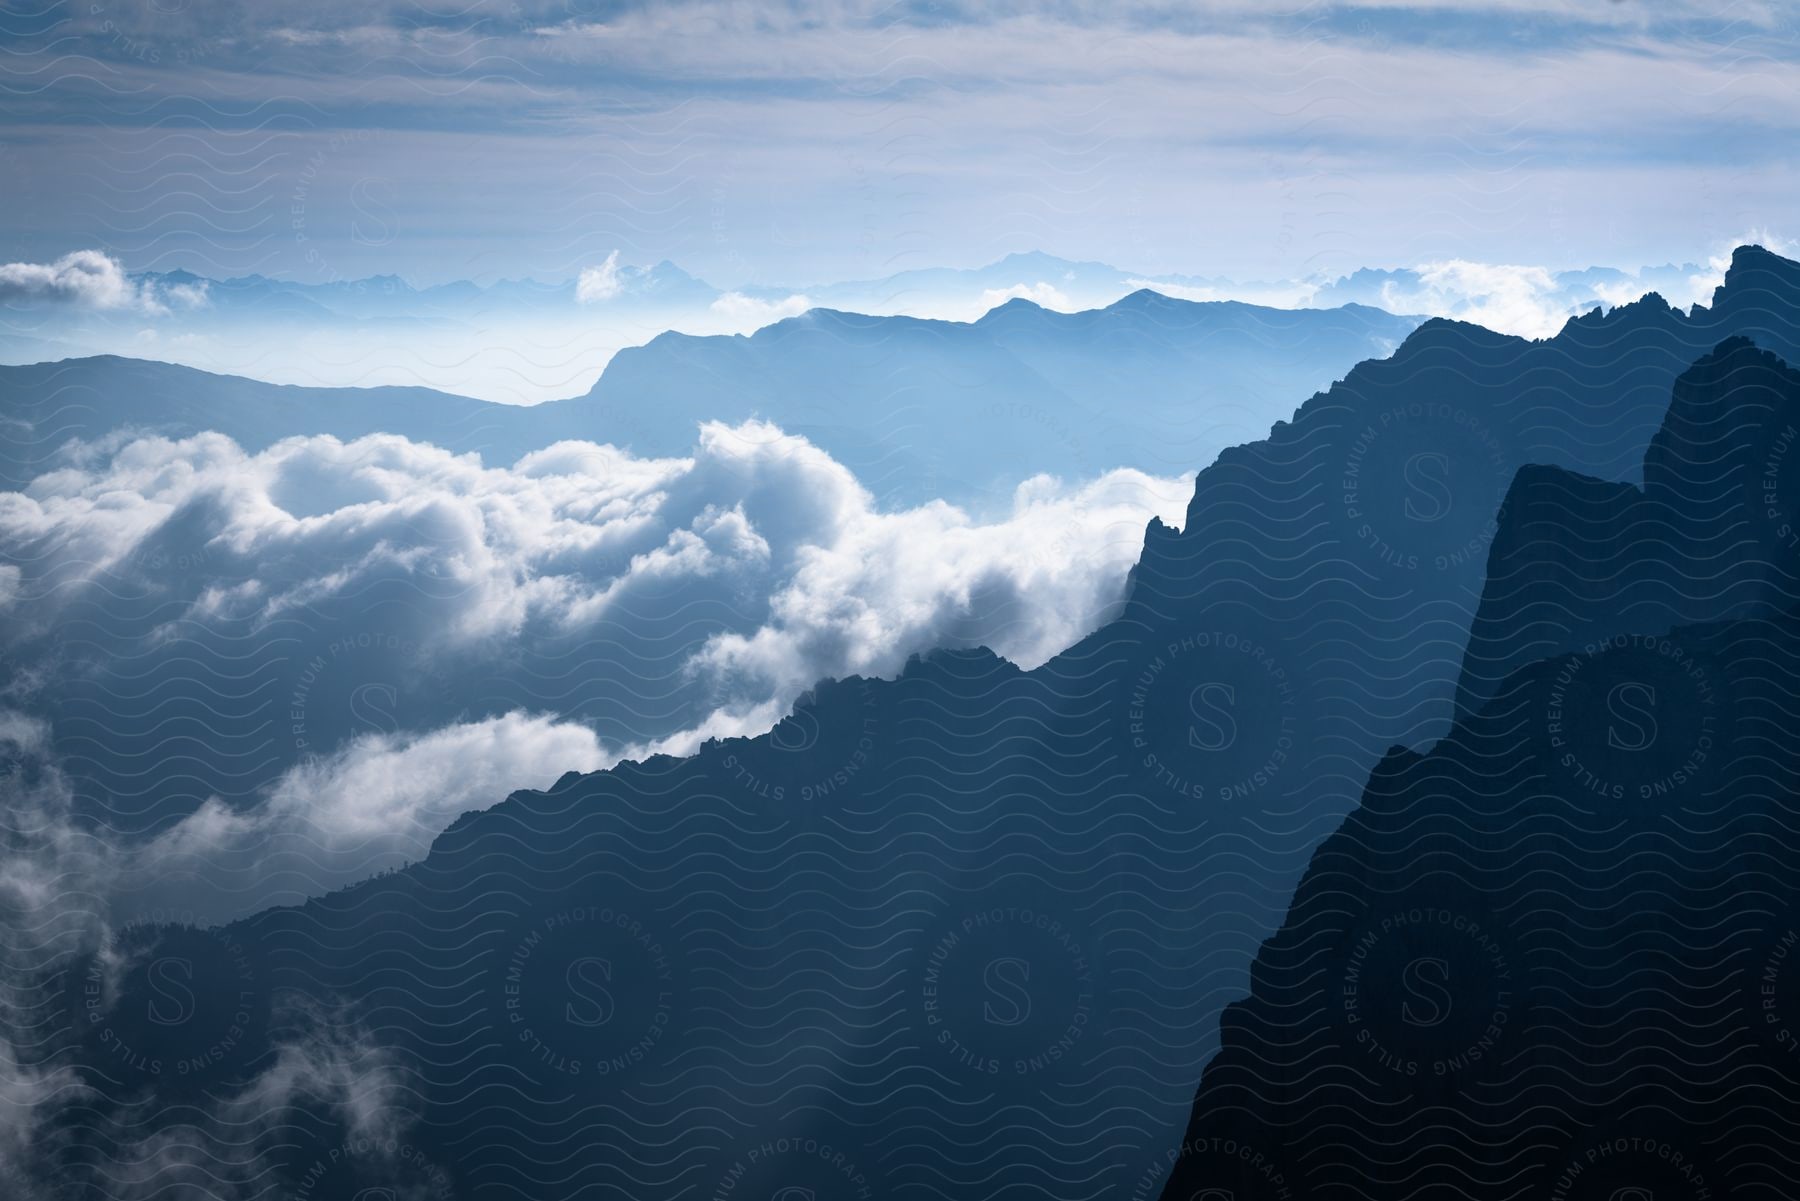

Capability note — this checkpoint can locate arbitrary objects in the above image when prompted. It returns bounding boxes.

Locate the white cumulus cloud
[709,292,813,322]
[0,250,213,316]
[0,420,1189,920]
[0,250,142,310]
[978,281,1075,312]
[576,249,625,302]
[1398,260,1568,339]
[130,712,609,920]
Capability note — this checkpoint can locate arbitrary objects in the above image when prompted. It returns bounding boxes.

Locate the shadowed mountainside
[1456,336,1800,714]
[1155,338,1800,1200]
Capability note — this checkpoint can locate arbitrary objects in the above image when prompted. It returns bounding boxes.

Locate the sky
[1,0,1796,290]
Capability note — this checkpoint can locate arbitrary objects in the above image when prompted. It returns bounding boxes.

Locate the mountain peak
[1729,242,1784,270]
[1109,286,1177,310]
[976,295,1047,319]
[1710,242,1800,312]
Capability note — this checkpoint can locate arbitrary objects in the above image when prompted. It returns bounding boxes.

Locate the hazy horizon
[3,237,1777,403]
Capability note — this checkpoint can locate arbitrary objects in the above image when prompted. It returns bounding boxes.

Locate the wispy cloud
[709,292,812,321]
[2,3,1790,286]
[576,249,624,302]
[978,281,1074,311]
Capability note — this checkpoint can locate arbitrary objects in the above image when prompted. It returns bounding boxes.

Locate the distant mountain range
[580,293,1421,506]
[3,251,1275,330]
[0,291,1422,510]
[0,247,1715,403]
[30,246,1800,1200]
[89,250,1717,327]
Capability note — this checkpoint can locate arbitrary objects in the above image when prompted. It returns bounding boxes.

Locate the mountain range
[3,249,1710,329]
[23,245,1800,1199]
[1158,335,1800,1200]
[0,248,1714,405]
[0,287,1413,927]
[0,292,1421,510]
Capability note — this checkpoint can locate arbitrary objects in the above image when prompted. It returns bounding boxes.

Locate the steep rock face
[1157,619,1800,1201]
[45,252,1800,1200]
[1456,338,1800,715]
[1157,340,1800,1201]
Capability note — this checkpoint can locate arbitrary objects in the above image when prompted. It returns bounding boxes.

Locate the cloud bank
[709,291,812,321]
[1310,257,1735,340]
[0,250,206,314]
[0,421,1188,920]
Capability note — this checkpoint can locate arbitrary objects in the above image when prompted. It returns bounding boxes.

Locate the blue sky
[0,0,1795,287]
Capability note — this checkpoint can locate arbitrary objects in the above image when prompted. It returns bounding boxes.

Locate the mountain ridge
[1156,334,1800,1201]
[0,286,1428,510]
[28,244,1800,1201]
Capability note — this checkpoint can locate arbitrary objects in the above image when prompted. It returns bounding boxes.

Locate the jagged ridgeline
[1157,338,1800,1199]
[39,249,1800,1199]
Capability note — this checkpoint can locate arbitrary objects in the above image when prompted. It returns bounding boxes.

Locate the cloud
[5,422,1182,672]
[0,704,419,1200]
[663,462,1191,753]
[36,1004,406,1201]
[0,416,1209,1184]
[83,1020,402,1200]
[0,250,143,310]
[165,279,211,309]
[0,713,103,1200]
[1303,245,1764,338]
[709,292,813,322]
[978,281,1074,311]
[3,0,1794,295]
[1399,260,1569,339]
[264,711,605,840]
[0,421,1187,919]
[134,712,609,918]
[0,250,214,316]
[576,249,625,302]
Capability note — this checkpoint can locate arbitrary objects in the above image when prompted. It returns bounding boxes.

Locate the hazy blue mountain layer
[0,291,1422,510]
[580,294,1422,508]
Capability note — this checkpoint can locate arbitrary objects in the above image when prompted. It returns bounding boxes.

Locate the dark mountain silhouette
[1155,338,1800,1200]
[31,247,1800,1200]
[1457,335,1800,715]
